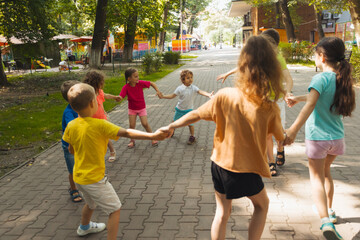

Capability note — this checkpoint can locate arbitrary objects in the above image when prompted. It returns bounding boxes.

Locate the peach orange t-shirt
[197,87,284,178]
[92,89,107,120]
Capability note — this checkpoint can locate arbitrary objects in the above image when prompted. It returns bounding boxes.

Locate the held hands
[285,94,299,108]
[152,128,170,140]
[115,95,122,102]
[156,91,163,99]
[283,129,297,146]
[209,91,214,98]
[158,125,174,139]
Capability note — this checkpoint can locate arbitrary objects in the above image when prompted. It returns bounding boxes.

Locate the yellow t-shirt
[197,87,284,178]
[63,117,120,185]
[269,53,288,100]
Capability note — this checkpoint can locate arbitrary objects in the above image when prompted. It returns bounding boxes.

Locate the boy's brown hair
[236,35,285,104]
[68,83,96,112]
[82,70,105,94]
[61,80,80,102]
[180,70,193,82]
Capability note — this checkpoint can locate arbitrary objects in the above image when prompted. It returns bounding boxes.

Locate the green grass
[180,55,198,59]
[287,59,315,67]
[0,64,182,150]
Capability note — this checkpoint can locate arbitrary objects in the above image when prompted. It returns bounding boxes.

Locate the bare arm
[216,67,237,83]
[198,90,214,98]
[150,82,162,97]
[117,128,168,141]
[104,93,122,102]
[161,93,177,99]
[284,89,319,145]
[286,94,308,107]
[283,69,293,97]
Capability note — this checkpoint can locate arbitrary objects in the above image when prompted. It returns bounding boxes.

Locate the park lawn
[0,64,182,151]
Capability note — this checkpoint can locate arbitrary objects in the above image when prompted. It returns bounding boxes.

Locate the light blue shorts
[174,107,193,126]
[305,139,345,159]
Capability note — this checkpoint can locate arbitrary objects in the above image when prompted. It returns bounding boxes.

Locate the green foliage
[279,41,315,62]
[350,47,360,83]
[142,52,163,75]
[163,51,180,64]
[0,65,182,150]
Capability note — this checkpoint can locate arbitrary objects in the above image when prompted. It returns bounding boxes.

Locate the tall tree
[349,0,360,48]
[89,0,108,68]
[279,0,296,41]
[314,5,325,39]
[0,0,55,86]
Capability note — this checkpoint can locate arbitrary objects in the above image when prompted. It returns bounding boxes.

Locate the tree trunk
[275,2,281,28]
[279,0,296,42]
[123,12,138,62]
[89,0,108,69]
[349,0,360,48]
[314,5,325,39]
[176,21,181,39]
[158,2,170,52]
[0,51,10,87]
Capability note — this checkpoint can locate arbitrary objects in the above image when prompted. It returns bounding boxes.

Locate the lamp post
[180,0,183,54]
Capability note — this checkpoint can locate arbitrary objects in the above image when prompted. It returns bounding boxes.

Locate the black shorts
[211,161,264,199]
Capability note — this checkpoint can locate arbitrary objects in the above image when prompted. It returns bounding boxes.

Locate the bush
[350,46,360,83]
[142,53,153,74]
[163,51,180,64]
[142,52,163,74]
[279,41,315,63]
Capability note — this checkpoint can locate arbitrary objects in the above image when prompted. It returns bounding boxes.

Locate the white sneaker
[77,221,106,236]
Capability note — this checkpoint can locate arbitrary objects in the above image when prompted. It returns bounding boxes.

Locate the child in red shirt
[118,68,162,148]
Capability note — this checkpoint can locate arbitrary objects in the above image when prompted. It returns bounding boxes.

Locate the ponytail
[315,37,356,117]
[331,59,356,117]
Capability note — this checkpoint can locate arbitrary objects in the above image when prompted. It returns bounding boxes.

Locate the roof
[228,0,251,17]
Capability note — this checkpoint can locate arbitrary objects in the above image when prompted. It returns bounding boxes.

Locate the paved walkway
[1,47,359,240]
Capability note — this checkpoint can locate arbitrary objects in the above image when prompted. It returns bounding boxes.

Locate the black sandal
[69,189,83,203]
[276,151,285,166]
[269,163,278,176]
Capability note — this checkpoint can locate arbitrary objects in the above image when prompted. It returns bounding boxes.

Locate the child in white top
[160,70,213,144]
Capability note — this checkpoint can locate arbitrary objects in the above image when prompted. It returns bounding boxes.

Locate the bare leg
[108,141,115,153]
[81,204,94,226]
[266,135,275,164]
[308,157,328,219]
[189,125,195,136]
[247,188,269,240]
[69,173,82,201]
[128,115,137,144]
[107,209,120,240]
[324,154,337,209]
[139,116,157,145]
[211,191,232,240]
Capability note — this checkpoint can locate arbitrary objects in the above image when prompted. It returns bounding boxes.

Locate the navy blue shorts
[211,161,264,199]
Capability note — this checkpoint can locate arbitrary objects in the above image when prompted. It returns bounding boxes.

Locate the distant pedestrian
[216,28,294,176]
[60,80,82,203]
[82,70,121,162]
[159,69,213,144]
[117,68,162,148]
[284,37,356,240]
[160,35,285,240]
[63,83,167,239]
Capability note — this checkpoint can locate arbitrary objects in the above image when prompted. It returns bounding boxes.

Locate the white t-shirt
[174,84,199,110]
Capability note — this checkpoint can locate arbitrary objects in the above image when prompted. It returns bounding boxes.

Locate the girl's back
[197,87,283,178]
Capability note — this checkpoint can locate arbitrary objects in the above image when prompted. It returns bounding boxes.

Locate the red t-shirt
[119,80,151,110]
[92,89,107,120]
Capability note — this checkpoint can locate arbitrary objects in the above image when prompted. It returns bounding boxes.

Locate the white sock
[321,217,331,224]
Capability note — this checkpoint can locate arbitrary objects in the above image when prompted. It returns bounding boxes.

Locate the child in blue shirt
[61,80,82,203]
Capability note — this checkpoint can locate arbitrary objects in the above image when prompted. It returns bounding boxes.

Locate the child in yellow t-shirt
[160,36,285,239]
[63,83,167,239]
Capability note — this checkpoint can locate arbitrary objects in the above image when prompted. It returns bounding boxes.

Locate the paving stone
[1,48,360,239]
